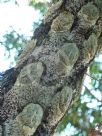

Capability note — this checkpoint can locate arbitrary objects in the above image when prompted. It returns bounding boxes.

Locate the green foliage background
[0,0,102,135]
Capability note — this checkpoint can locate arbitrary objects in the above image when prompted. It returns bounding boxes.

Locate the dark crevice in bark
[64,0,87,15]
[100,32,102,38]
[56,86,63,93]
[40,62,47,84]
[0,68,19,97]
[84,27,94,40]
[70,16,78,32]
[33,106,52,136]
[67,65,87,91]
[33,23,51,46]
[0,68,21,100]
[33,106,56,136]
[33,123,50,136]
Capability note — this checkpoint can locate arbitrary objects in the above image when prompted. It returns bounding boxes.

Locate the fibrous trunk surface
[0,0,102,136]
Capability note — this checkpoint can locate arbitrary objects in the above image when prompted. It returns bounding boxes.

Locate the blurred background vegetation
[0,0,102,135]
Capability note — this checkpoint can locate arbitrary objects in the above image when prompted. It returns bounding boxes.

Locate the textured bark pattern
[0,0,102,136]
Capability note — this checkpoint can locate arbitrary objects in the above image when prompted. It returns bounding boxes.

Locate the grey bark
[0,0,102,135]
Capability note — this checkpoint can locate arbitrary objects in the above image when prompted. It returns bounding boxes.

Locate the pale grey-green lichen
[5,103,43,136]
[78,2,99,26]
[47,86,73,127]
[95,0,102,13]
[16,62,44,85]
[82,34,98,62]
[56,43,79,75]
[51,11,74,32]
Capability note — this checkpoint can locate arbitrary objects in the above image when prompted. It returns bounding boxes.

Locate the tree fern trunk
[0,0,102,135]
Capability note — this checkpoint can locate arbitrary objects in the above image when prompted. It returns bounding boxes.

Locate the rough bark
[0,0,102,135]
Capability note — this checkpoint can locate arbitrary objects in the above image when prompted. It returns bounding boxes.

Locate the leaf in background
[28,0,49,14]
[89,61,102,74]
